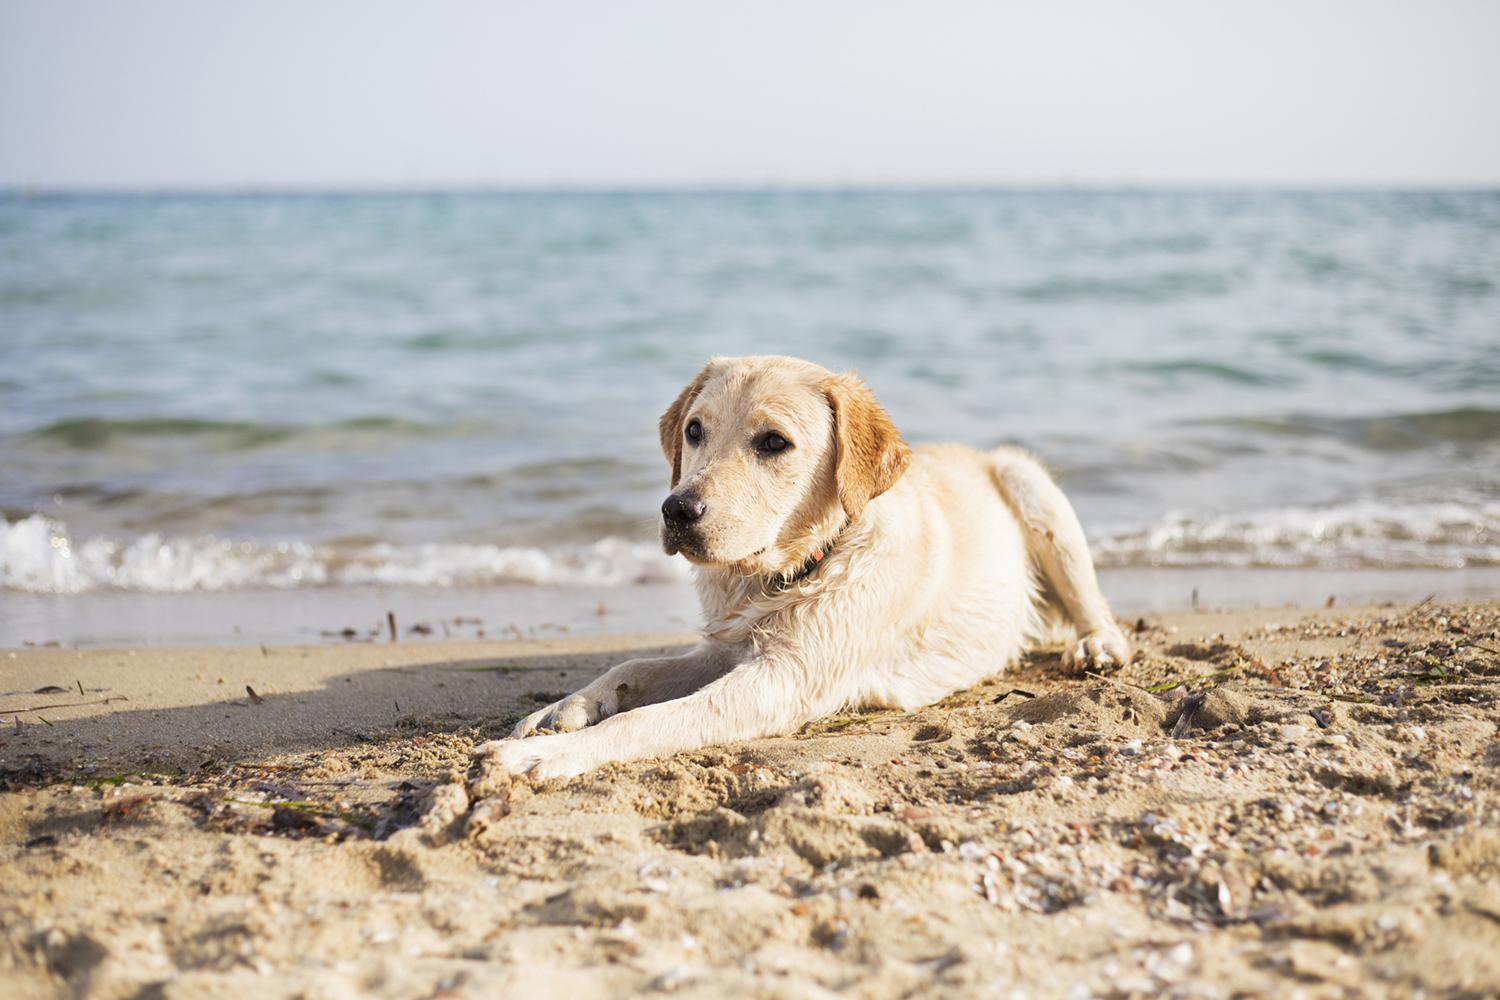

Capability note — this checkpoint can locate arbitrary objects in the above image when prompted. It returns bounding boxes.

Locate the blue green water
[2,190,1497,592]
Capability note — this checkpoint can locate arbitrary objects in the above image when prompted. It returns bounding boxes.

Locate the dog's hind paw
[512,692,614,738]
[1062,627,1131,675]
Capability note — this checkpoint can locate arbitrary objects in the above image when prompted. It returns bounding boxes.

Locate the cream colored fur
[474,355,1128,780]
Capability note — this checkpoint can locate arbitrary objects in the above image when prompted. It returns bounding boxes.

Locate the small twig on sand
[9,696,129,713]
[388,612,398,643]
[1235,653,1283,688]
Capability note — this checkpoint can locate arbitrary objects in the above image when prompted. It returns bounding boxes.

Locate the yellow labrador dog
[476,355,1128,779]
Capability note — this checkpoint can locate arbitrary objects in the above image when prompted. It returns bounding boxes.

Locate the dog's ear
[822,372,911,520]
[659,364,715,488]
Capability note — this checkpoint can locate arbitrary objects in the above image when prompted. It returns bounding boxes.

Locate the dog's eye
[757,432,791,455]
[685,419,703,443]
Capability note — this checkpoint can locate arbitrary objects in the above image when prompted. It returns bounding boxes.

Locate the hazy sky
[2,0,1498,189]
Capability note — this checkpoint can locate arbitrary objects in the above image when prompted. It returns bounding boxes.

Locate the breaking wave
[0,515,689,594]
[1090,500,1500,570]
[6,497,1498,595]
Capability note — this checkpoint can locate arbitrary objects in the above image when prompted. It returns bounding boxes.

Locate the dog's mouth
[661,525,770,567]
[660,523,707,561]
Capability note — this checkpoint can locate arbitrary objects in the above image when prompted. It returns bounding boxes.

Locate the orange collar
[779,519,849,588]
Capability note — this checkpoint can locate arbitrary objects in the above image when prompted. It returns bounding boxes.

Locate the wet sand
[3,601,1499,998]
[10,567,1500,650]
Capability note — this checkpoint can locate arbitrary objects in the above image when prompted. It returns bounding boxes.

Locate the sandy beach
[3,599,1499,999]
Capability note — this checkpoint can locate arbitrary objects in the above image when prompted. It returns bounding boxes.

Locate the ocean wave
[17,415,470,453]
[0,515,690,594]
[1012,270,1232,304]
[1091,500,1500,570]
[5,499,1497,594]
[1210,407,1500,451]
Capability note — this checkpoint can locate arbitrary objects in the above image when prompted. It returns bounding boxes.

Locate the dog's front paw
[512,691,614,738]
[472,733,590,782]
[1062,626,1131,675]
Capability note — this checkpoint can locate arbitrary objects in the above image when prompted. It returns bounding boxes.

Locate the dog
[475,355,1128,780]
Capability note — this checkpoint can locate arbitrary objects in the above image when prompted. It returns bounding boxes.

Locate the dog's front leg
[511,642,742,737]
[477,652,815,780]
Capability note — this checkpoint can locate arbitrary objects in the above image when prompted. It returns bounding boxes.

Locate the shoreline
[5,566,1500,650]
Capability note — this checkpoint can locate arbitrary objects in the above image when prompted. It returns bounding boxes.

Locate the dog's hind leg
[511,642,742,737]
[988,447,1129,673]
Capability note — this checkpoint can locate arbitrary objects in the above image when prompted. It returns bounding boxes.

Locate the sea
[2,190,1498,646]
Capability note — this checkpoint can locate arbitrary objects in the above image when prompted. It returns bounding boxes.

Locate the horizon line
[5,181,1500,199]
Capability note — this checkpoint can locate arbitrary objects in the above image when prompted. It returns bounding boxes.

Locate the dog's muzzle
[660,491,706,556]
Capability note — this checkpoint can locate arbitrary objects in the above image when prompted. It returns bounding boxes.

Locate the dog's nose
[662,493,706,524]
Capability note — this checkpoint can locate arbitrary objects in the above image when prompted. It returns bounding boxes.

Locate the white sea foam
[1089,499,1500,570]
[0,515,690,594]
[5,500,1497,594]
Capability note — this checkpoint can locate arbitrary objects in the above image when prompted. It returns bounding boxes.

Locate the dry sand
[3,601,1499,999]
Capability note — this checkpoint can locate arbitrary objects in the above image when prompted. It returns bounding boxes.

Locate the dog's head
[657,355,911,576]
